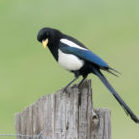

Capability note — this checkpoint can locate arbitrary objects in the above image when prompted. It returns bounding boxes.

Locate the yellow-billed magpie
[37,27,139,123]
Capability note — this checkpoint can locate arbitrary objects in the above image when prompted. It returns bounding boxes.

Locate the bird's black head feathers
[37,27,63,45]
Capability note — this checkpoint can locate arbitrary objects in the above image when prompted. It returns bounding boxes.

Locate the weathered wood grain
[15,80,111,139]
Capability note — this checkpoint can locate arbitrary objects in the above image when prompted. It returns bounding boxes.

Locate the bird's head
[37,27,63,48]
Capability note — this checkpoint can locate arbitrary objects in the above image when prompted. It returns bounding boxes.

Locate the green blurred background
[0,0,139,138]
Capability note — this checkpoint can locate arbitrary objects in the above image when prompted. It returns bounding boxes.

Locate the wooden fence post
[15,80,111,139]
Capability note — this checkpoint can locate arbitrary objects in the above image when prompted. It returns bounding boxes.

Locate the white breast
[58,50,84,71]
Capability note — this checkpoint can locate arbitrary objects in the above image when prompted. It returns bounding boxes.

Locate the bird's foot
[77,79,86,89]
[63,86,68,93]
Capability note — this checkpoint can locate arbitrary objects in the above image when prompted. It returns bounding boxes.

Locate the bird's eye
[42,39,46,42]
[42,36,48,42]
[46,34,50,38]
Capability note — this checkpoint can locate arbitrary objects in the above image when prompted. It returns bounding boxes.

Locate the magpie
[37,27,139,123]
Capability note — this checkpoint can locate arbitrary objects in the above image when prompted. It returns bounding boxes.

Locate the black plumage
[37,27,139,123]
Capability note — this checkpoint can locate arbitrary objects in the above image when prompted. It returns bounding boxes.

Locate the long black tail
[93,68,139,124]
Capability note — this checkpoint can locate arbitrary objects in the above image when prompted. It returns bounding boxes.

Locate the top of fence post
[15,80,111,139]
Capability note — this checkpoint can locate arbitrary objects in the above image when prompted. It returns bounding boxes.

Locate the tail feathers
[93,68,139,124]
[104,67,121,77]
[106,69,119,77]
[109,67,121,75]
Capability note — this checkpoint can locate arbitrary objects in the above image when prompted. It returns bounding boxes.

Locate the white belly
[58,50,84,71]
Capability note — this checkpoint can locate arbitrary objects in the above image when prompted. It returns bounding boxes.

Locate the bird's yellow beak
[42,38,48,48]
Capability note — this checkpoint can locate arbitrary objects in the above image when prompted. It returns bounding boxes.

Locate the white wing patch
[60,39,87,50]
[58,50,84,71]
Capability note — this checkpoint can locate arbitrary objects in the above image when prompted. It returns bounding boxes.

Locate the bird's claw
[63,87,68,93]
[77,79,86,89]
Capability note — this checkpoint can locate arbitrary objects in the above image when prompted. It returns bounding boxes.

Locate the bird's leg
[63,75,79,92]
[78,75,88,88]
[77,75,87,105]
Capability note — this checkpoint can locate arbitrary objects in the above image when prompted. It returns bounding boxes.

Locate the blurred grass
[0,0,139,138]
